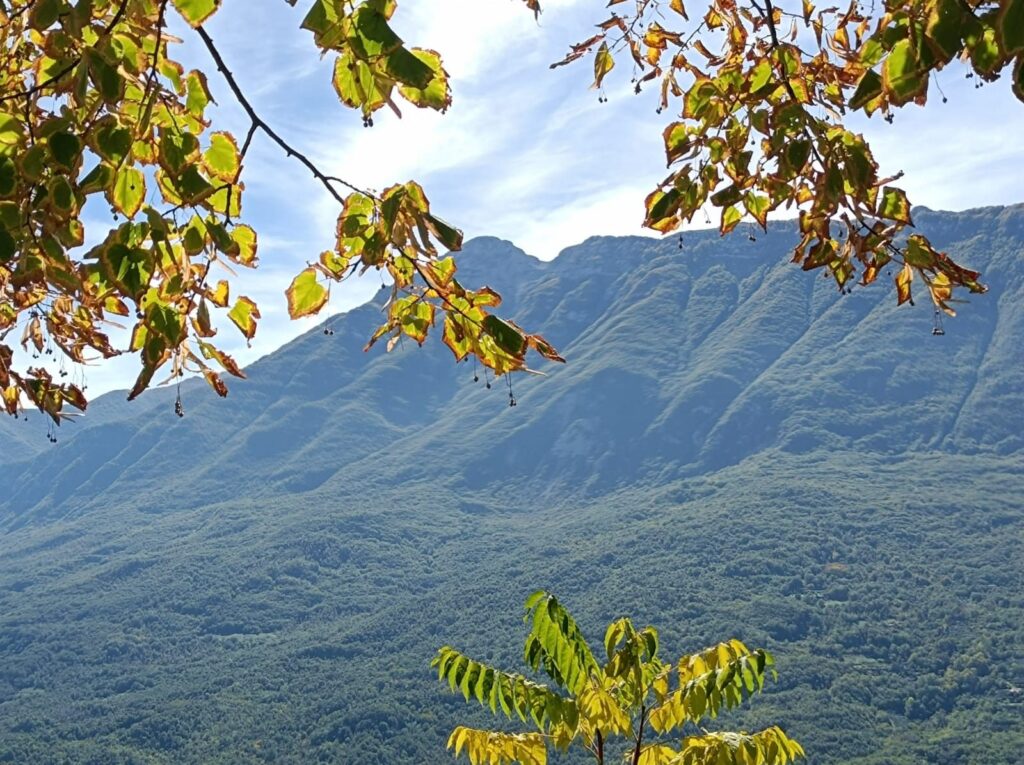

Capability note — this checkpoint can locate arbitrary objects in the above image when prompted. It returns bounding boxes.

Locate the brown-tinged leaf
[895,262,913,305]
[878,186,912,225]
[199,341,246,378]
[286,268,329,319]
[203,369,229,397]
[228,296,260,341]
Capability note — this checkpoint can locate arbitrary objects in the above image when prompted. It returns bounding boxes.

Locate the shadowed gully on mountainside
[0,206,1022,764]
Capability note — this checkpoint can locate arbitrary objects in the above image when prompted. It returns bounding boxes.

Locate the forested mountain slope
[0,206,1021,764]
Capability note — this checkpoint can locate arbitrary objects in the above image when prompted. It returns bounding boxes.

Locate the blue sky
[76,0,1024,396]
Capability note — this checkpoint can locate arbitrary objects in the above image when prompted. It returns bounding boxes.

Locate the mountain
[0,206,1022,764]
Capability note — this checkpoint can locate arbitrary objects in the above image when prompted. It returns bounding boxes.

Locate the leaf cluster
[433,591,804,765]
[555,0,1013,308]
[0,0,559,426]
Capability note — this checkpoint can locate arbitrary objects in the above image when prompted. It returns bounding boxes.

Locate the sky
[61,0,1024,396]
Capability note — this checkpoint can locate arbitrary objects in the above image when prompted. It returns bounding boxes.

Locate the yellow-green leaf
[592,42,614,89]
[878,186,912,224]
[203,132,240,181]
[882,40,926,105]
[286,268,328,319]
[482,315,526,357]
[228,296,260,340]
[172,0,220,27]
[230,224,258,266]
[110,167,145,218]
[397,49,451,111]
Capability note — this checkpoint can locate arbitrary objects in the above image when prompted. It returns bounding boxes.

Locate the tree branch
[195,26,371,203]
[631,702,646,765]
[759,0,804,107]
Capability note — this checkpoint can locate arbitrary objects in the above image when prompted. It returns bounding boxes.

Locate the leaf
[286,268,329,318]
[203,131,240,181]
[172,0,221,27]
[592,42,614,89]
[644,188,681,232]
[147,301,186,346]
[998,0,1024,56]
[349,5,403,58]
[207,280,230,307]
[102,244,154,300]
[185,70,213,117]
[0,157,16,196]
[48,175,77,214]
[48,131,81,170]
[878,186,912,224]
[969,25,1003,75]
[333,51,391,115]
[199,342,246,378]
[85,50,124,104]
[0,229,14,265]
[203,370,229,397]
[0,113,23,148]
[386,46,435,89]
[895,262,913,305]
[29,0,62,29]
[230,224,258,266]
[397,49,451,111]
[663,123,693,164]
[748,59,773,93]
[882,40,927,105]
[744,192,769,228]
[91,119,133,164]
[720,205,742,234]
[110,167,145,218]
[482,315,526,357]
[228,296,260,341]
[425,214,462,251]
[925,0,964,63]
[849,69,882,111]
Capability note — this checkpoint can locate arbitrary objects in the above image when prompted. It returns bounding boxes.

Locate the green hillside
[1,206,1022,763]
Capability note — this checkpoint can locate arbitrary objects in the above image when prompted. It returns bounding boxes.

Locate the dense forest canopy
[1,0,1021,425]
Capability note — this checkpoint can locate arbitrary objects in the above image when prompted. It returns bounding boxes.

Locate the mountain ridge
[1,204,1021,524]
[0,205,1022,764]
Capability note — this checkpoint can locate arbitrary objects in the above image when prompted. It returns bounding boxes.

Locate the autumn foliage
[1,0,1020,424]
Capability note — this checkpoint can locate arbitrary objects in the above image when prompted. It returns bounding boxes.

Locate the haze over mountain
[1,206,1022,764]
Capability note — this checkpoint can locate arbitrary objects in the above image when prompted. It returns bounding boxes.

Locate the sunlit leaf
[172,0,221,28]
[895,263,913,305]
[203,131,240,181]
[110,167,145,218]
[592,42,614,89]
[228,296,260,341]
[878,186,912,224]
[286,268,329,318]
[482,315,526,357]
